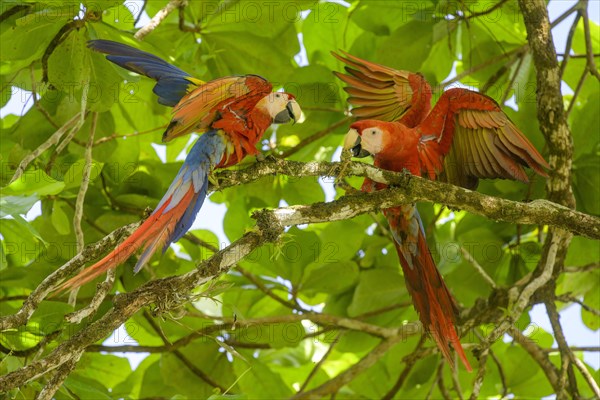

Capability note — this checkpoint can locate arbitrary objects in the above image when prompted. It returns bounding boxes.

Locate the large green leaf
[347,269,406,317]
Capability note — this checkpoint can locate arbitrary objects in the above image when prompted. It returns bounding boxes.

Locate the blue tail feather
[166,179,209,249]
[132,131,226,272]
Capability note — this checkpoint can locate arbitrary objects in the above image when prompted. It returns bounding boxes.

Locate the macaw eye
[275,93,281,98]
[371,130,377,135]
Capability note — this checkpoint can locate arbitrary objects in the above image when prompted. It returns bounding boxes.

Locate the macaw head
[343,120,395,158]
[257,92,304,124]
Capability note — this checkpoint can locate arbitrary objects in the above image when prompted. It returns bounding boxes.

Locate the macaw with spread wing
[334,51,549,371]
[58,40,302,291]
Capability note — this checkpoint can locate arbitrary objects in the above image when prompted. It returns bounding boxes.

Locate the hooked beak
[343,129,371,158]
[274,100,304,124]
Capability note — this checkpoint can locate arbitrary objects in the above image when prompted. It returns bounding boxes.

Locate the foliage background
[0,0,598,398]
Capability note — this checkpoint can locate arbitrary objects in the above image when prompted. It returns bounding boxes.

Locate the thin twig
[545,299,580,397]
[134,0,183,40]
[550,2,580,28]
[35,351,83,400]
[436,360,452,400]
[92,125,166,146]
[65,269,116,324]
[450,360,464,400]
[469,347,489,400]
[556,294,600,316]
[382,336,426,400]
[581,1,600,81]
[292,336,404,400]
[558,53,600,58]
[559,10,582,79]
[572,355,600,398]
[543,347,600,354]
[9,112,82,183]
[460,247,497,289]
[509,327,563,395]
[500,51,526,104]
[56,81,90,156]
[566,66,588,118]
[480,230,560,349]
[297,333,343,394]
[74,112,97,253]
[178,4,200,33]
[564,263,599,273]
[30,64,58,129]
[236,266,303,311]
[464,0,509,19]
[489,348,508,397]
[441,46,527,88]
[133,0,147,26]
[277,117,351,159]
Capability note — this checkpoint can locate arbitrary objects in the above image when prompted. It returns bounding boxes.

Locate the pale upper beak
[343,128,371,158]
[274,99,305,124]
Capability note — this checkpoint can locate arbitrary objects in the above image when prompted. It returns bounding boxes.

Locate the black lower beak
[286,102,296,124]
[274,102,296,124]
[351,143,371,158]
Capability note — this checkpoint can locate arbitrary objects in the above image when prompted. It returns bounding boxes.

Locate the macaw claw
[333,148,354,185]
[208,172,220,190]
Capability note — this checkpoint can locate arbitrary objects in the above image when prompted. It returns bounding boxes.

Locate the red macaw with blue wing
[58,40,302,291]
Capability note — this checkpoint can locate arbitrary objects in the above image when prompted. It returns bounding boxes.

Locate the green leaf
[0,11,64,67]
[565,236,600,267]
[160,352,213,398]
[3,170,65,196]
[47,29,88,92]
[573,152,600,216]
[347,269,406,317]
[571,90,600,159]
[232,356,293,398]
[0,195,38,217]
[50,199,70,235]
[63,159,103,190]
[376,20,435,72]
[75,353,132,390]
[303,2,360,69]
[302,260,359,294]
[63,373,112,399]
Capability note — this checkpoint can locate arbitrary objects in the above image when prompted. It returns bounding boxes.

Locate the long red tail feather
[393,223,472,371]
[55,190,194,293]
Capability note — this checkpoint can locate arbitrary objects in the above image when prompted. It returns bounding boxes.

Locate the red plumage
[56,41,302,293]
[337,51,550,371]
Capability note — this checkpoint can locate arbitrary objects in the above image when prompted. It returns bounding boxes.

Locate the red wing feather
[332,51,432,127]
[417,88,549,188]
[163,75,272,142]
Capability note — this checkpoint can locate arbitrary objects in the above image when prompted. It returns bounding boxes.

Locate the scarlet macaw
[58,40,302,291]
[334,51,549,371]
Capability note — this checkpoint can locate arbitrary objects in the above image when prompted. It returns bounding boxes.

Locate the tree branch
[3,160,598,333]
[0,215,419,391]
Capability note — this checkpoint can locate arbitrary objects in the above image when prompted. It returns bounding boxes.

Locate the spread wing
[418,88,550,189]
[88,39,205,107]
[163,75,272,142]
[332,50,432,127]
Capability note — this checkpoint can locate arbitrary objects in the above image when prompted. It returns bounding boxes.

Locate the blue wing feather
[88,40,198,107]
